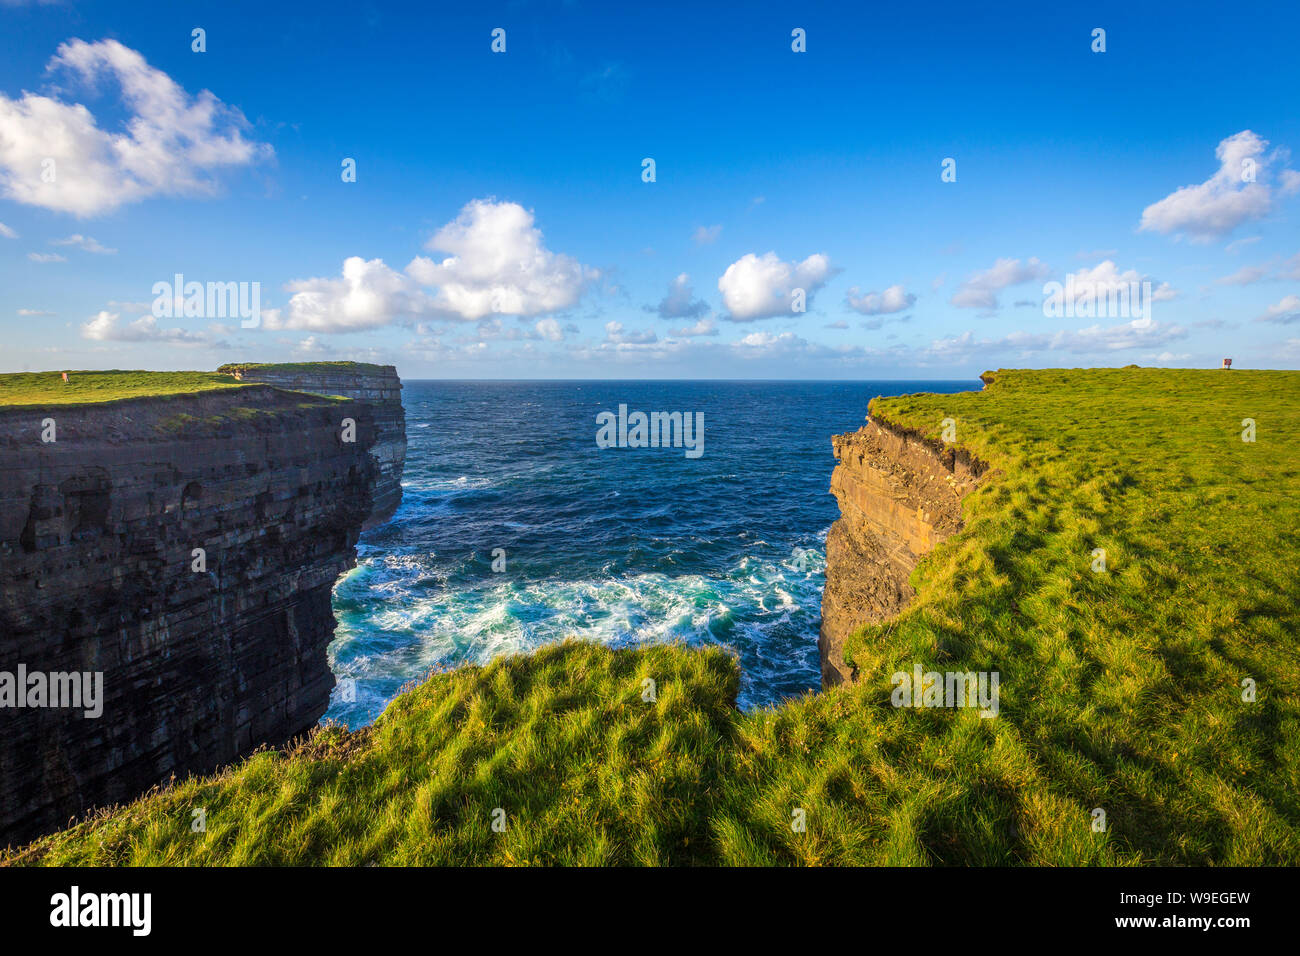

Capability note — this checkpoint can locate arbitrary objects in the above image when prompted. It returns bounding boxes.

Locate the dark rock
[221,365,406,529]
[0,378,402,848]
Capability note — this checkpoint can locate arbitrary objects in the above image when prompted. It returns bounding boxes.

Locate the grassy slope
[720,367,1300,865]
[7,367,1298,866]
[0,370,249,408]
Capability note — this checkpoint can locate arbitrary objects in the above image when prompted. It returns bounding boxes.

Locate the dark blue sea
[324,380,978,726]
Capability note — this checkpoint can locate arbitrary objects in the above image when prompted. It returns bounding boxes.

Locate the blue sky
[2,0,1298,378]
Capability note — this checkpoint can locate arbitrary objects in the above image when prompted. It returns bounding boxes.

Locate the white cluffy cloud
[1043,261,1178,312]
[604,320,657,345]
[535,317,565,341]
[846,284,915,315]
[1258,295,1300,324]
[267,200,599,332]
[1139,130,1296,241]
[651,273,709,319]
[51,233,116,254]
[81,309,213,345]
[718,251,834,321]
[670,317,718,337]
[735,330,797,349]
[268,257,434,333]
[406,199,599,319]
[0,39,272,216]
[0,222,16,238]
[950,257,1050,309]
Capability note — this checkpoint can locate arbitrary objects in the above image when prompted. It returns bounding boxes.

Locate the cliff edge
[820,415,987,686]
[0,366,401,847]
[218,362,406,529]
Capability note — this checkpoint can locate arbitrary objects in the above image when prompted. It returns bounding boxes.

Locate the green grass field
[6,367,1298,866]
[0,370,250,408]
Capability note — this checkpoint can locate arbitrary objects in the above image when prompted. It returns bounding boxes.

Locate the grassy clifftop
[0,370,249,408]
[7,367,1299,865]
[0,363,387,409]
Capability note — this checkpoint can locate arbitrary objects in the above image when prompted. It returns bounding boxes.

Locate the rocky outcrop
[819,416,986,687]
[218,364,405,529]
[0,382,391,847]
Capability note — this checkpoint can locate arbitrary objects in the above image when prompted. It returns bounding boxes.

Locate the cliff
[819,415,987,686]
[218,363,406,529]
[0,368,401,847]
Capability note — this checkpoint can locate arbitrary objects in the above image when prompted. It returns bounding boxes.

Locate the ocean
[323,379,978,726]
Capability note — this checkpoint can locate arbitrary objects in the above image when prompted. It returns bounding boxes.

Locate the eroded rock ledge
[819,415,987,687]
[0,371,403,847]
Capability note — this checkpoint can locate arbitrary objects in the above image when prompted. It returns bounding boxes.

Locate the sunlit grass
[7,642,741,866]
[0,369,248,407]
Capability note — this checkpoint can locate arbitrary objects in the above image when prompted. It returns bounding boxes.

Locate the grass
[0,370,250,408]
[6,367,1299,865]
[7,642,740,866]
[0,365,375,410]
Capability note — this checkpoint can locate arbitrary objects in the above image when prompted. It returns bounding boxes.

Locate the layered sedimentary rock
[218,364,406,529]
[819,416,986,687]
[0,384,387,847]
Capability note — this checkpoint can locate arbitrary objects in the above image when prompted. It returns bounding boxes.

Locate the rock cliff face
[819,416,987,687]
[0,376,400,847]
[218,364,405,529]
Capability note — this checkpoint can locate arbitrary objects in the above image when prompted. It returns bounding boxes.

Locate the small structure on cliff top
[1222,358,1233,369]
